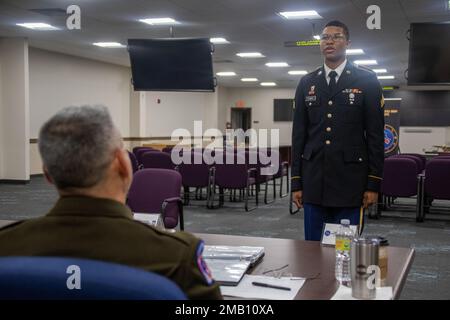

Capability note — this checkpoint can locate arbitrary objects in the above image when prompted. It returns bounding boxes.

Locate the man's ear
[346,39,351,49]
[116,149,132,180]
[43,167,54,185]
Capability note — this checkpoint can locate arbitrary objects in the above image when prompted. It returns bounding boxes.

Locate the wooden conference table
[0,220,414,300]
[197,233,415,300]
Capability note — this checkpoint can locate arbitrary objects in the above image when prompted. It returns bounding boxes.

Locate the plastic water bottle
[335,219,355,285]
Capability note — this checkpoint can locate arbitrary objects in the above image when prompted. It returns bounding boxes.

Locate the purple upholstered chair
[162,146,174,154]
[390,154,424,173]
[141,151,176,170]
[381,157,421,220]
[134,147,158,164]
[267,149,288,197]
[178,151,212,205]
[209,153,258,211]
[419,159,450,222]
[132,146,148,155]
[244,150,276,204]
[133,146,156,157]
[127,169,184,230]
[399,153,427,171]
[127,151,139,174]
[259,149,289,198]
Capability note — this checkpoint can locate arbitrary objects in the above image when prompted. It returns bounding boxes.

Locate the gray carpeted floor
[1,176,450,299]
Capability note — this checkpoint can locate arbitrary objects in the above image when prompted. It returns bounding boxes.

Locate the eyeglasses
[262,264,321,280]
[320,33,346,41]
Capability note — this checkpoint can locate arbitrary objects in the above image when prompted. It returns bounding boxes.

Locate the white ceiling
[0,0,449,88]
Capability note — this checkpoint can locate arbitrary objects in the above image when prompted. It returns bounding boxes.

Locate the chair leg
[273,178,277,200]
[264,180,275,204]
[207,185,215,209]
[183,186,190,205]
[245,184,257,212]
[219,187,224,207]
[206,184,211,208]
[279,175,283,198]
[278,174,289,198]
[416,175,425,222]
[376,193,382,219]
[381,195,387,211]
[179,205,184,231]
[285,172,290,195]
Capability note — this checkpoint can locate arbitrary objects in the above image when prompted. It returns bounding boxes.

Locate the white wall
[0,56,3,178]
[221,87,296,146]
[399,127,450,154]
[28,48,132,174]
[144,90,219,137]
[0,38,30,180]
[29,47,131,138]
[217,86,230,132]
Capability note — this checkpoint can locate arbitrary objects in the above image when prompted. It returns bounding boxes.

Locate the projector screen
[408,23,450,85]
[128,38,215,92]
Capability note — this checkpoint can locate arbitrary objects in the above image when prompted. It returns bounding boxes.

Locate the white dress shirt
[324,59,347,85]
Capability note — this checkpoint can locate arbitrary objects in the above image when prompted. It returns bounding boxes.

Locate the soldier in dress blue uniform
[291,20,385,241]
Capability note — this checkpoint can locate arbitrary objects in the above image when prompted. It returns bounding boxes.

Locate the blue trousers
[303,203,365,241]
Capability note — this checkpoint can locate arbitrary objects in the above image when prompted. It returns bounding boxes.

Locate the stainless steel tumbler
[350,238,380,299]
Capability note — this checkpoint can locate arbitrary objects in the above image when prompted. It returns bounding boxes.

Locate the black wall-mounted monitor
[274,99,294,121]
[128,38,215,92]
[408,23,450,85]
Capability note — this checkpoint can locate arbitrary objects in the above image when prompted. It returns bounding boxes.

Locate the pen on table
[251,281,291,291]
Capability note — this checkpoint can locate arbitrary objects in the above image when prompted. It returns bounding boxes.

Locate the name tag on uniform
[321,223,359,246]
[305,96,317,102]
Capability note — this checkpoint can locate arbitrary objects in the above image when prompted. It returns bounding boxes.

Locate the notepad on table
[203,245,265,286]
[203,245,265,265]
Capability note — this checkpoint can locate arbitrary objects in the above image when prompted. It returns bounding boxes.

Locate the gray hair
[38,105,122,190]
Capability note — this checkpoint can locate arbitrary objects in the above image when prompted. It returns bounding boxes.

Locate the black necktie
[328,70,337,93]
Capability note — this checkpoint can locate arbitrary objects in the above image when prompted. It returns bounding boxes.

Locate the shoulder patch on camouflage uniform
[196,241,214,285]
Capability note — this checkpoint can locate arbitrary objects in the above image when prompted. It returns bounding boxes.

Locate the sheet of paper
[331,285,393,300]
[220,275,305,300]
[133,213,165,229]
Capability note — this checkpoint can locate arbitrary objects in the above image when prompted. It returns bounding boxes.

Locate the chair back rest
[178,152,210,187]
[0,257,187,300]
[127,169,182,227]
[424,159,450,200]
[128,151,139,173]
[141,151,175,170]
[214,154,249,188]
[390,154,423,173]
[135,148,159,164]
[381,158,418,197]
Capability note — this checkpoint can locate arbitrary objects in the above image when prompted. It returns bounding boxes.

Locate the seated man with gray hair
[0,105,222,300]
